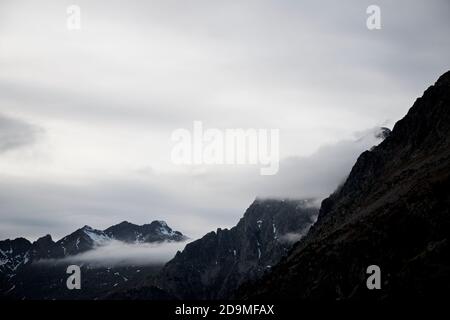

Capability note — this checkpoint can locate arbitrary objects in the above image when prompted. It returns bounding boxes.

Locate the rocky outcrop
[56,226,109,256]
[0,238,31,274]
[31,235,65,260]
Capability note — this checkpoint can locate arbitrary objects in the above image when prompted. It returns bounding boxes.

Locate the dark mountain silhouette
[237,71,450,300]
[151,199,318,299]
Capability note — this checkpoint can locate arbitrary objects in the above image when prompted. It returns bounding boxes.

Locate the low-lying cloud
[37,240,189,268]
[279,232,305,244]
[255,126,388,199]
[193,126,389,202]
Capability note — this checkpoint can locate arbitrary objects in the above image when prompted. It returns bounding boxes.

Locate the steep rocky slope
[239,71,450,300]
[153,199,318,299]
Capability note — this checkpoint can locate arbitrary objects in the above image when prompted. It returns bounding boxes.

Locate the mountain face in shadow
[238,71,450,300]
[152,199,318,299]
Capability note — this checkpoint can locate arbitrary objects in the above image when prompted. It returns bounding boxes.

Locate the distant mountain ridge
[1,219,185,260]
[0,220,186,298]
[105,220,186,243]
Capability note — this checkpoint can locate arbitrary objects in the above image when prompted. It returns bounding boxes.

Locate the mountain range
[1,71,449,300]
[0,220,186,299]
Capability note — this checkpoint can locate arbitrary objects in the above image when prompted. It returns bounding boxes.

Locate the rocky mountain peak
[436,70,450,86]
[318,71,450,225]
[374,127,391,140]
[154,198,319,299]
[153,220,168,226]
[104,220,186,243]
[34,234,54,245]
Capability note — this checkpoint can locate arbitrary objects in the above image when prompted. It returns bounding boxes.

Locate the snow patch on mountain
[83,227,111,245]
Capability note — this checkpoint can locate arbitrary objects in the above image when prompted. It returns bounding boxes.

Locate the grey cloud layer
[0,0,449,240]
[0,113,42,153]
[0,127,384,241]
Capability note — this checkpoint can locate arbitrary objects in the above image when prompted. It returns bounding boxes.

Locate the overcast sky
[0,0,449,241]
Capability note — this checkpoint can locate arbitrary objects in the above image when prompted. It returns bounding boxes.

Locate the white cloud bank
[37,240,189,268]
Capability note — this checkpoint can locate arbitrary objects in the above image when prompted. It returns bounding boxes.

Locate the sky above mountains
[1,0,449,240]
